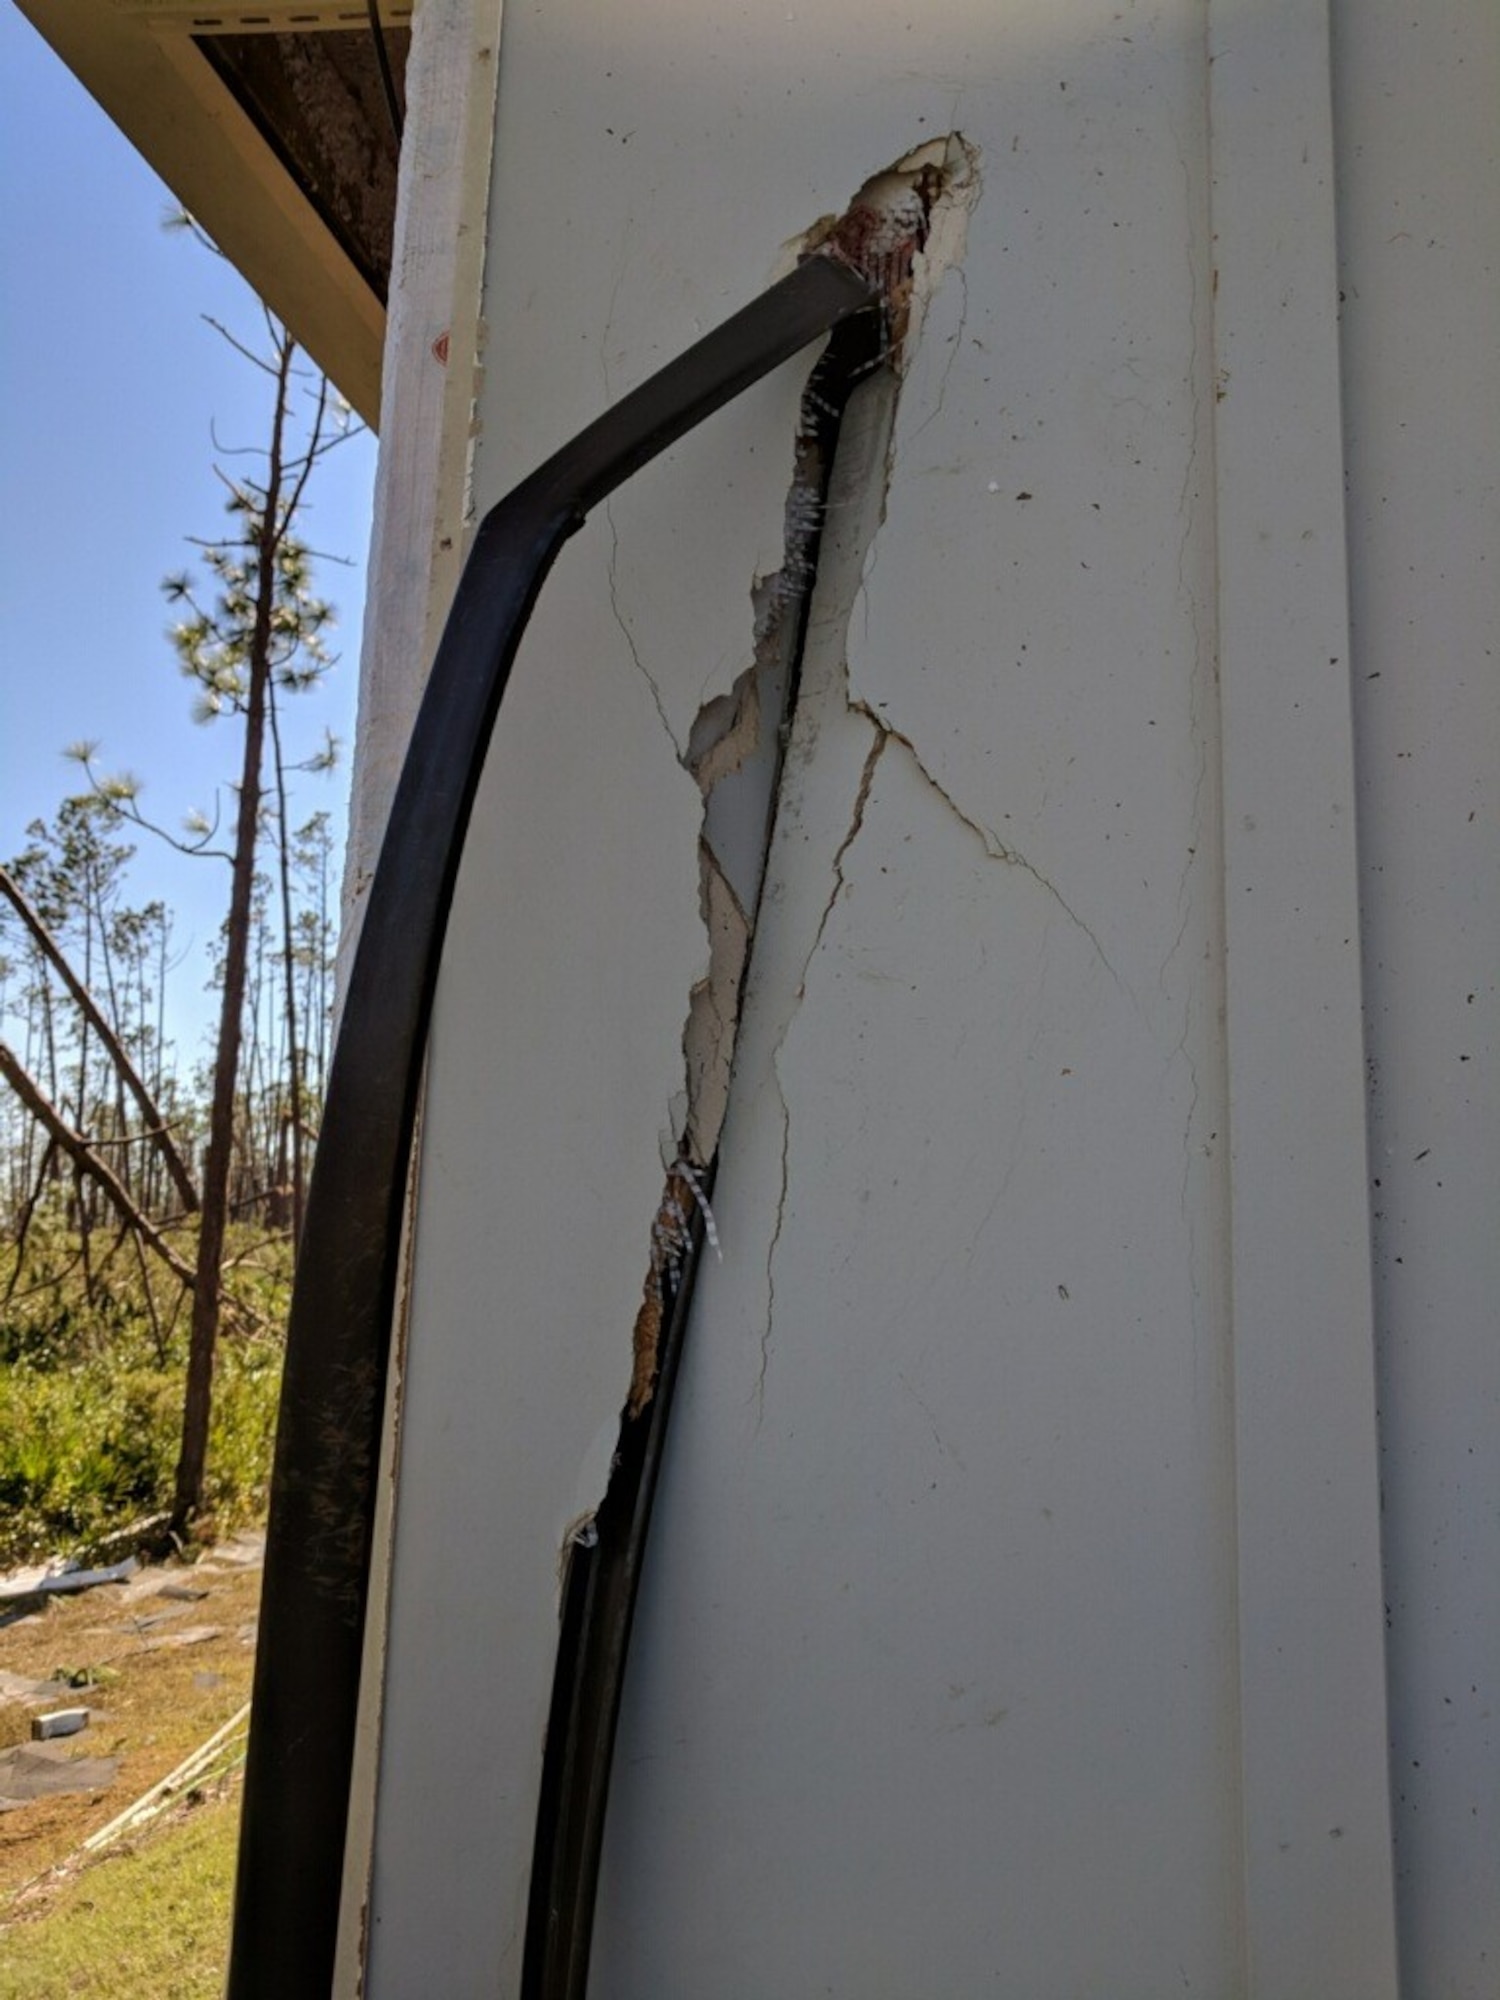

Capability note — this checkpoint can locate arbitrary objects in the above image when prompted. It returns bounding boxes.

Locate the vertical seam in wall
[1207,0,1397,1990]
[1193,1,1247,1980]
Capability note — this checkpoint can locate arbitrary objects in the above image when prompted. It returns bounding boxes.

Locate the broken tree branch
[0,862,200,1213]
[0,1040,262,1336]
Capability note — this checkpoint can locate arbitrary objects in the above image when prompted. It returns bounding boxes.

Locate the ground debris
[0,1743,119,1812]
[0,1558,137,1627]
[0,1533,261,1899]
[30,1710,90,1742]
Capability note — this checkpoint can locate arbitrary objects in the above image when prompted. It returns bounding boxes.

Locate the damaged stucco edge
[331,7,505,1993]
[749,140,980,1424]
[678,136,980,1174]
[611,136,981,1498]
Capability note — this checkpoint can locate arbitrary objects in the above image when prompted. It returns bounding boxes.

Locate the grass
[0,1535,262,1995]
[0,1215,277,1989]
[0,1784,242,1998]
[0,1217,287,1566]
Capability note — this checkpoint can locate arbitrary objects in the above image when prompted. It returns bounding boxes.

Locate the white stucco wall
[343,1,1495,1993]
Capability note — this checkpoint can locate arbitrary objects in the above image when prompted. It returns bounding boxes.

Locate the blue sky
[0,6,377,1060]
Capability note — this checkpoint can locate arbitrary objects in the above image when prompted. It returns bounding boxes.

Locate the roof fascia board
[17,0,387,426]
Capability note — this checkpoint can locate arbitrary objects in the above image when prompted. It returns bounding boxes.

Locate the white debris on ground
[0,1529,265,1827]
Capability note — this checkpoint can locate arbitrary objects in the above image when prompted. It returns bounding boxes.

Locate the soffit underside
[17,0,414,427]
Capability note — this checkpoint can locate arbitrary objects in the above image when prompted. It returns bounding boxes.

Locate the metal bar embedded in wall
[226,252,879,2000]
[521,294,888,2000]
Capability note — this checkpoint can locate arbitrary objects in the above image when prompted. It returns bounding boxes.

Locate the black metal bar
[523,1191,711,2000]
[227,253,877,2000]
[519,302,887,2000]
[365,0,404,147]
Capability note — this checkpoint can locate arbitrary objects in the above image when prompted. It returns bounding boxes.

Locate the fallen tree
[0,862,199,1214]
[0,1040,263,1335]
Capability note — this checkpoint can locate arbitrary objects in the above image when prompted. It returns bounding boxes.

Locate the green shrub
[0,1222,288,1565]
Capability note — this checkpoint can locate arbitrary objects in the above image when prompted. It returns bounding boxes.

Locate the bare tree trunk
[76,1159,96,1305]
[74,897,95,1299]
[171,331,295,1533]
[5,1135,56,1303]
[132,1222,169,1367]
[268,679,306,1246]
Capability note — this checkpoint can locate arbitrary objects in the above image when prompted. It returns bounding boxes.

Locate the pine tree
[161,325,340,1531]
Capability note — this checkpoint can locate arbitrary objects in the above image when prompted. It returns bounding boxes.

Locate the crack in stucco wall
[596,137,984,1467]
[605,499,684,761]
[750,137,985,1414]
[798,725,888,996]
[755,717,883,1421]
[749,129,1197,1410]
[854,699,1132,997]
[677,134,982,1178]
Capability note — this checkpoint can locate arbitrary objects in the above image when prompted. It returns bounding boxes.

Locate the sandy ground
[0,1534,262,1908]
